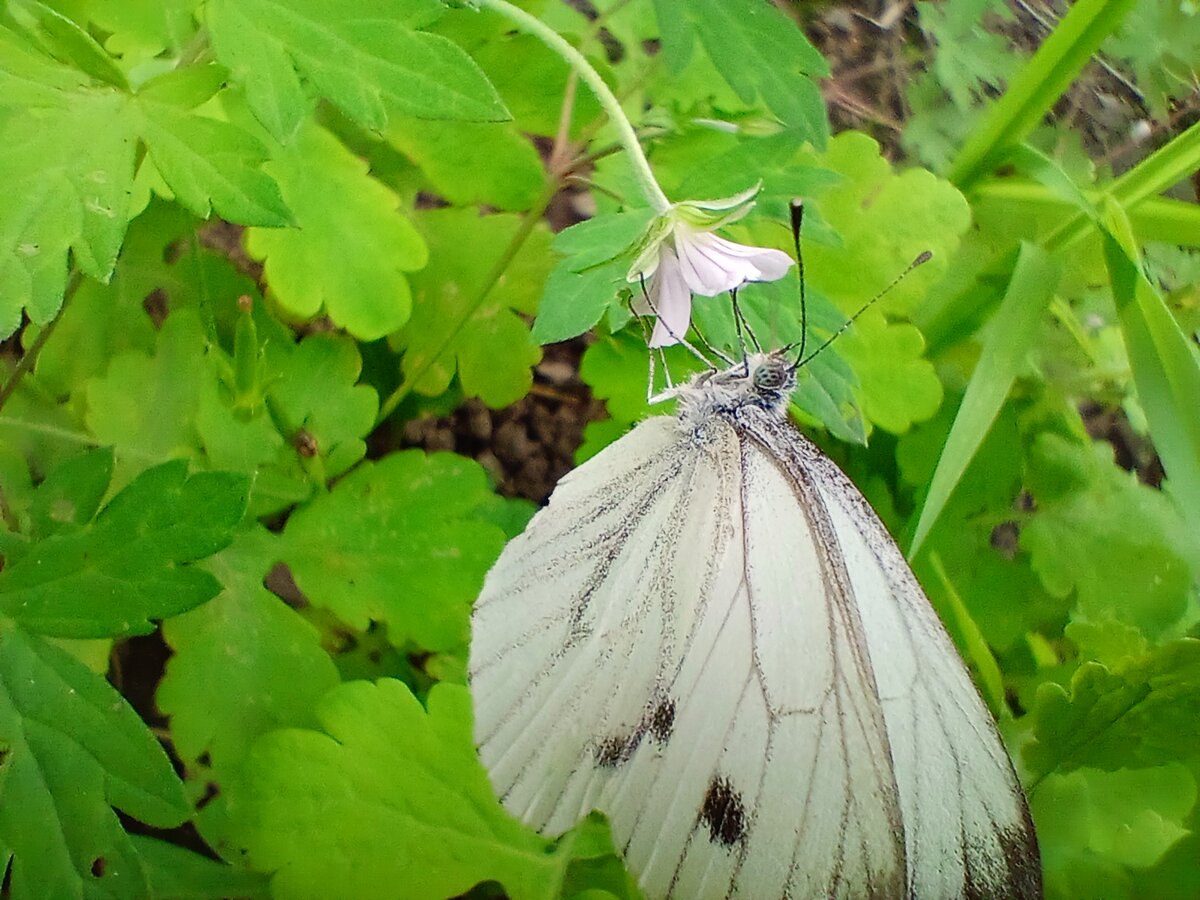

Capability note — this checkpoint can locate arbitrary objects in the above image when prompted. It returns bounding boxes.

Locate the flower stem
[471,0,671,213]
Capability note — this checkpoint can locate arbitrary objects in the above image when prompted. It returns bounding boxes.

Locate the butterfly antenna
[792,250,933,370]
[637,275,718,371]
[686,304,735,366]
[790,199,808,363]
[730,289,762,365]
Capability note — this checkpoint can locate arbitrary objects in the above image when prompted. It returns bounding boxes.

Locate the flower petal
[646,245,692,347]
[704,233,795,281]
[674,229,760,296]
[686,181,762,212]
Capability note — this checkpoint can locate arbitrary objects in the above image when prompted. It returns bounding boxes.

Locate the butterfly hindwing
[746,413,1042,899]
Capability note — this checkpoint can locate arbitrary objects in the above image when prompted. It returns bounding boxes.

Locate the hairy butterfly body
[469,351,1041,899]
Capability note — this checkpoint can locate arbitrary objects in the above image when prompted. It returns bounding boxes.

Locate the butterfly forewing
[470,354,1041,900]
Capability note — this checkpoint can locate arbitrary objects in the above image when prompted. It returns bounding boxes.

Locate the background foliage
[1,0,1199,898]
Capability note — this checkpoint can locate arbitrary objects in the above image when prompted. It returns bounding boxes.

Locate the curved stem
[472,0,671,213]
[0,271,79,414]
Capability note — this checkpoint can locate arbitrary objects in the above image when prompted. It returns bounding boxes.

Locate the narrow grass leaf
[911,241,1058,555]
[948,0,1137,189]
[1100,200,1200,532]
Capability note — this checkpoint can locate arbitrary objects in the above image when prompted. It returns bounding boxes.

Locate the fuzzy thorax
[675,352,797,435]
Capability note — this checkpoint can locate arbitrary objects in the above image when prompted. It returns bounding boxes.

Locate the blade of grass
[1100,198,1200,533]
[1045,118,1200,251]
[910,242,1058,556]
[925,553,1007,718]
[947,0,1137,191]
[973,184,1200,247]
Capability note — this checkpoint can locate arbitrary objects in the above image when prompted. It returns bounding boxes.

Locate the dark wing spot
[648,698,676,743]
[596,697,678,767]
[701,775,747,847]
[596,730,643,767]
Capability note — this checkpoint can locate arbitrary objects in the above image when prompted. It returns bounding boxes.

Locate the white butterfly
[469,349,1041,899]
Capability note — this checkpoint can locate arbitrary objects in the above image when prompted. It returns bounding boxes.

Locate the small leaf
[0,628,189,897]
[84,309,208,467]
[235,681,562,900]
[1032,764,1195,896]
[0,460,248,638]
[280,451,510,651]
[532,260,627,345]
[28,446,114,539]
[653,0,828,141]
[553,209,657,273]
[133,96,291,226]
[1026,640,1200,779]
[245,122,427,339]
[206,0,508,138]
[1022,434,1197,635]
[159,527,340,772]
[399,207,551,406]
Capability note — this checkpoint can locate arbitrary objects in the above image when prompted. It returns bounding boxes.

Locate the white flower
[628,184,794,348]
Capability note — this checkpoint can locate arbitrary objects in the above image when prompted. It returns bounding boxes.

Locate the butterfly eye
[752,363,785,391]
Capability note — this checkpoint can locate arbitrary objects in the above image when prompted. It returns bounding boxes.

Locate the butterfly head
[745,351,797,414]
[678,351,796,430]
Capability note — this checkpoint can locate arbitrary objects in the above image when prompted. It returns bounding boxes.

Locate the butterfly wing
[471,413,912,898]
[745,413,1042,899]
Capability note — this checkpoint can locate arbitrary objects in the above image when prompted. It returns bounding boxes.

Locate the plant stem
[471,0,671,213]
[375,178,560,425]
[0,272,79,414]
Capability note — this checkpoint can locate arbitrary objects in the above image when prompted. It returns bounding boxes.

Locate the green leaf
[385,116,545,212]
[399,207,551,406]
[30,200,194,398]
[0,41,136,335]
[206,0,508,140]
[1032,764,1195,897]
[257,333,379,487]
[137,63,228,109]
[245,122,427,340]
[27,446,113,539]
[84,309,208,470]
[235,680,562,900]
[532,260,626,345]
[159,527,341,775]
[0,460,248,638]
[130,835,271,900]
[204,0,310,142]
[910,243,1059,554]
[467,32,603,139]
[0,627,189,899]
[1022,434,1198,635]
[1026,640,1200,779]
[279,451,509,651]
[132,94,291,227]
[7,0,130,90]
[553,209,656,274]
[653,0,829,142]
[79,0,199,63]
